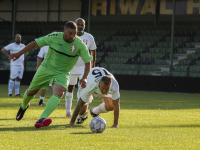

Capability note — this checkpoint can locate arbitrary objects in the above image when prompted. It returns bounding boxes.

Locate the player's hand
[66,123,74,126]
[79,78,87,89]
[111,124,119,128]
[8,53,20,61]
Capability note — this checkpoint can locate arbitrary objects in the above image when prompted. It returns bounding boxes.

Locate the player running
[9,21,93,128]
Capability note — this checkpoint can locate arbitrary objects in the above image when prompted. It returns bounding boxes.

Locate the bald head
[15,34,21,44]
[75,18,85,34]
[75,18,85,24]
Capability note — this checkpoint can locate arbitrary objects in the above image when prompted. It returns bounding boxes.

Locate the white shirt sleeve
[89,36,97,50]
[80,84,95,102]
[37,47,45,58]
[112,90,120,100]
[4,43,12,51]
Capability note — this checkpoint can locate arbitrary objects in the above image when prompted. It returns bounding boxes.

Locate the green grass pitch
[0,84,200,149]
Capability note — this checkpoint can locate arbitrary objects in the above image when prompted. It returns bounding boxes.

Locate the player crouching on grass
[67,67,120,128]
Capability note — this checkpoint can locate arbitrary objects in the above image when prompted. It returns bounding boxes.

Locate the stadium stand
[1,21,200,77]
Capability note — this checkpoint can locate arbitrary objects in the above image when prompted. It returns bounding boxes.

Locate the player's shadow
[70,132,93,134]
[0,124,87,132]
[0,118,15,121]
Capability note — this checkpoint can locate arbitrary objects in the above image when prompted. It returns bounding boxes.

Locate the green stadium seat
[177,48,183,54]
[189,66,200,72]
[100,63,108,69]
[178,59,191,65]
[176,66,188,72]
[194,36,200,42]
[189,72,197,77]
[179,72,187,77]
[150,65,158,71]
[171,72,179,76]
[185,43,192,48]
[187,54,199,60]
[195,48,200,54]
[139,71,149,76]
[140,65,148,71]
[149,48,155,53]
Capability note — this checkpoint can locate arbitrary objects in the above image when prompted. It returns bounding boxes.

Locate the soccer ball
[89,117,106,133]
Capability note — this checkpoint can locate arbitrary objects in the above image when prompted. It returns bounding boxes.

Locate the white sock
[79,111,88,118]
[40,96,45,102]
[65,92,73,114]
[93,102,109,114]
[8,80,14,95]
[14,81,20,95]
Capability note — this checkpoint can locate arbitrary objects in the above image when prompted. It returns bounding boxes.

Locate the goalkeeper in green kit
[8,21,92,128]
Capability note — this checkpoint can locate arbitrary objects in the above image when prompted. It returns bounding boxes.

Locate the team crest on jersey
[20,45,23,48]
[71,45,76,52]
[83,39,88,45]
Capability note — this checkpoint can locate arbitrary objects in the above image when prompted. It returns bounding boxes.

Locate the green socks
[40,95,60,119]
[21,90,34,110]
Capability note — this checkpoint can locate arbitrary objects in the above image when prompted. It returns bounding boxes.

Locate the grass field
[0,84,200,150]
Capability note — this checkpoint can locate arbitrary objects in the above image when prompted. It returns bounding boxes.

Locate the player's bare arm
[1,48,9,58]
[112,98,120,128]
[90,50,96,68]
[79,61,91,88]
[67,98,86,126]
[9,41,39,61]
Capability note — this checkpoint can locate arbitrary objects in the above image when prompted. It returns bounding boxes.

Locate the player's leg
[15,77,21,97]
[65,84,75,117]
[8,66,16,96]
[37,89,46,106]
[16,89,40,121]
[76,105,89,124]
[35,84,65,128]
[16,66,51,121]
[8,79,15,96]
[90,97,112,117]
[14,67,24,97]
[65,74,79,117]
[76,90,93,124]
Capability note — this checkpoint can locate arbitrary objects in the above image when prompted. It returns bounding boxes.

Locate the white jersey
[80,67,120,103]
[4,42,25,67]
[70,32,96,74]
[37,46,49,58]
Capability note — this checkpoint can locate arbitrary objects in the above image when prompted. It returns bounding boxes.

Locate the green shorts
[28,66,70,90]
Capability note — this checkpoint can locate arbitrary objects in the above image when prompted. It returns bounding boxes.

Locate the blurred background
[0,0,200,92]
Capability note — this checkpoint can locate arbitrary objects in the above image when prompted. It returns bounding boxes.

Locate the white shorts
[77,89,113,106]
[69,74,82,85]
[10,66,24,79]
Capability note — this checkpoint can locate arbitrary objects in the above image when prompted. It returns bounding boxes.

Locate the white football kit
[78,67,120,105]
[37,46,52,88]
[4,42,25,79]
[37,45,49,59]
[69,32,96,85]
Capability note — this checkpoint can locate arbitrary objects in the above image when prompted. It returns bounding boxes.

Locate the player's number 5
[92,69,110,78]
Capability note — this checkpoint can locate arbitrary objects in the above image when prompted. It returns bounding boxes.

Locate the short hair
[100,75,112,86]
[64,21,77,30]
[15,34,21,37]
